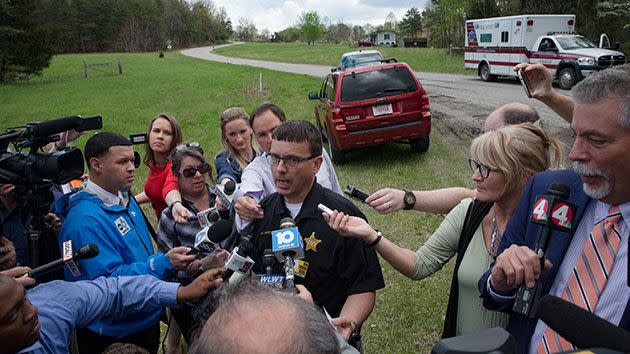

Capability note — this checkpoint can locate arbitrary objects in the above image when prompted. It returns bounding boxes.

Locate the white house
[361,30,397,46]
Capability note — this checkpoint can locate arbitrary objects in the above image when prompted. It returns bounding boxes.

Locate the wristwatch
[403,189,416,210]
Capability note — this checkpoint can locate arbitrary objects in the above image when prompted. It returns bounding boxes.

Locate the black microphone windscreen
[548,182,570,199]
[263,248,274,258]
[207,220,233,243]
[224,180,236,194]
[279,217,296,229]
[76,243,100,259]
[538,295,630,351]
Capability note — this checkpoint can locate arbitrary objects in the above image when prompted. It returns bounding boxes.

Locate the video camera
[0,115,102,185]
[0,115,102,269]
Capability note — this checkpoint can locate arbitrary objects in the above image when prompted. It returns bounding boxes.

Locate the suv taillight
[421,94,429,108]
[331,104,344,124]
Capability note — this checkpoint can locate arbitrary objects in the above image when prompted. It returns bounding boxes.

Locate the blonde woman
[325,123,563,338]
[215,107,258,184]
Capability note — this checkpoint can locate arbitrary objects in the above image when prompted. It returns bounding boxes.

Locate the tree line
[1,0,232,82]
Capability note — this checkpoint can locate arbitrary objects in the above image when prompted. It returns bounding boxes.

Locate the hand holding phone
[518,69,532,98]
[317,203,334,216]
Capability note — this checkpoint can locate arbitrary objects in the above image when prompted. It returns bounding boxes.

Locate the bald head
[484,102,540,132]
[189,281,340,354]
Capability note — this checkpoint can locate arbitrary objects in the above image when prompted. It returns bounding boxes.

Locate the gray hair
[572,64,630,129]
[189,281,341,354]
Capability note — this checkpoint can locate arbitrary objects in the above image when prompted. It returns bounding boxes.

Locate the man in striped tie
[479,63,630,354]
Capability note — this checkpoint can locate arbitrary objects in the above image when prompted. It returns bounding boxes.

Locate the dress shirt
[526,199,629,353]
[83,179,129,207]
[19,275,179,354]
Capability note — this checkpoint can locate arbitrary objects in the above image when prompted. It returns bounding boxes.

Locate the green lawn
[0,51,473,353]
[215,42,471,75]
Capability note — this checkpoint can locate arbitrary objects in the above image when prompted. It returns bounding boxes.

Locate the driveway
[181,43,574,149]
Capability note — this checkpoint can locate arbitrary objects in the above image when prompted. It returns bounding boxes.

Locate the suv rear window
[340,66,418,102]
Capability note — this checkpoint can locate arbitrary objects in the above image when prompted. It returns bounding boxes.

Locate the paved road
[181,43,574,149]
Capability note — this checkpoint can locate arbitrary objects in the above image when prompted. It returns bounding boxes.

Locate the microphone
[271,217,305,294]
[255,249,285,289]
[538,295,630,352]
[28,241,99,279]
[222,240,255,287]
[29,116,103,138]
[216,180,238,206]
[263,249,275,274]
[188,206,221,228]
[513,182,576,317]
[193,219,233,255]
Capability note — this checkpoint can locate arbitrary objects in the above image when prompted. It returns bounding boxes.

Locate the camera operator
[0,267,224,354]
[58,132,196,353]
[0,184,27,268]
[156,142,230,343]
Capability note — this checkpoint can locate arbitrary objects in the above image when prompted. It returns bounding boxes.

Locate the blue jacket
[214,148,258,183]
[59,190,172,338]
[478,169,630,353]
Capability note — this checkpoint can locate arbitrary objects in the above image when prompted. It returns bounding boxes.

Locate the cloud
[210,0,419,33]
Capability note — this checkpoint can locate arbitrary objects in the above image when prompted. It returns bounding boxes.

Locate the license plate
[372,103,393,116]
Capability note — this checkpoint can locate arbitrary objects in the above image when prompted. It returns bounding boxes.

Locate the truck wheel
[558,67,577,90]
[479,63,496,82]
[410,136,430,153]
[322,129,345,163]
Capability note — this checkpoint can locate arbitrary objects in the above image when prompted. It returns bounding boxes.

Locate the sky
[210,0,427,33]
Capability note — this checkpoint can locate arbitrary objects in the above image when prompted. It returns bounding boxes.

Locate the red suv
[308,61,431,162]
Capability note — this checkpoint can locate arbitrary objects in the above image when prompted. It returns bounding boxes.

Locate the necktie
[537,205,622,354]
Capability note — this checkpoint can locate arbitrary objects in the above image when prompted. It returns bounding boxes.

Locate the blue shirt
[19,275,179,354]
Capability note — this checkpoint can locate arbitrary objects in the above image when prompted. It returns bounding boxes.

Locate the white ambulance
[464,14,626,89]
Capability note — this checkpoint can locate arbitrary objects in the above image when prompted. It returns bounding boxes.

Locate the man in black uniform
[248,120,384,342]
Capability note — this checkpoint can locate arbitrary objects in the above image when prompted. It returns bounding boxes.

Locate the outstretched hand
[365,188,405,214]
[172,202,194,224]
[323,211,375,242]
[167,246,197,270]
[177,267,225,302]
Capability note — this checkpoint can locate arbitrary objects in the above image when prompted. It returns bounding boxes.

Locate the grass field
[0,51,474,353]
[215,42,471,74]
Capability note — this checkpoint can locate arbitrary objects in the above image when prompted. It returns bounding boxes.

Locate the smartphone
[317,203,334,216]
[518,69,532,98]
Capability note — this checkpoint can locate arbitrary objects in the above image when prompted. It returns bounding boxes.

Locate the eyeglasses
[180,163,211,178]
[266,153,319,168]
[469,159,499,179]
[174,142,203,154]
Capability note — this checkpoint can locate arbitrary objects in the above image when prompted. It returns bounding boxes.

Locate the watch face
[404,190,416,207]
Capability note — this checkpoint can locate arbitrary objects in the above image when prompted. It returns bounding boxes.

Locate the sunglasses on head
[180,163,211,178]
[174,142,203,154]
